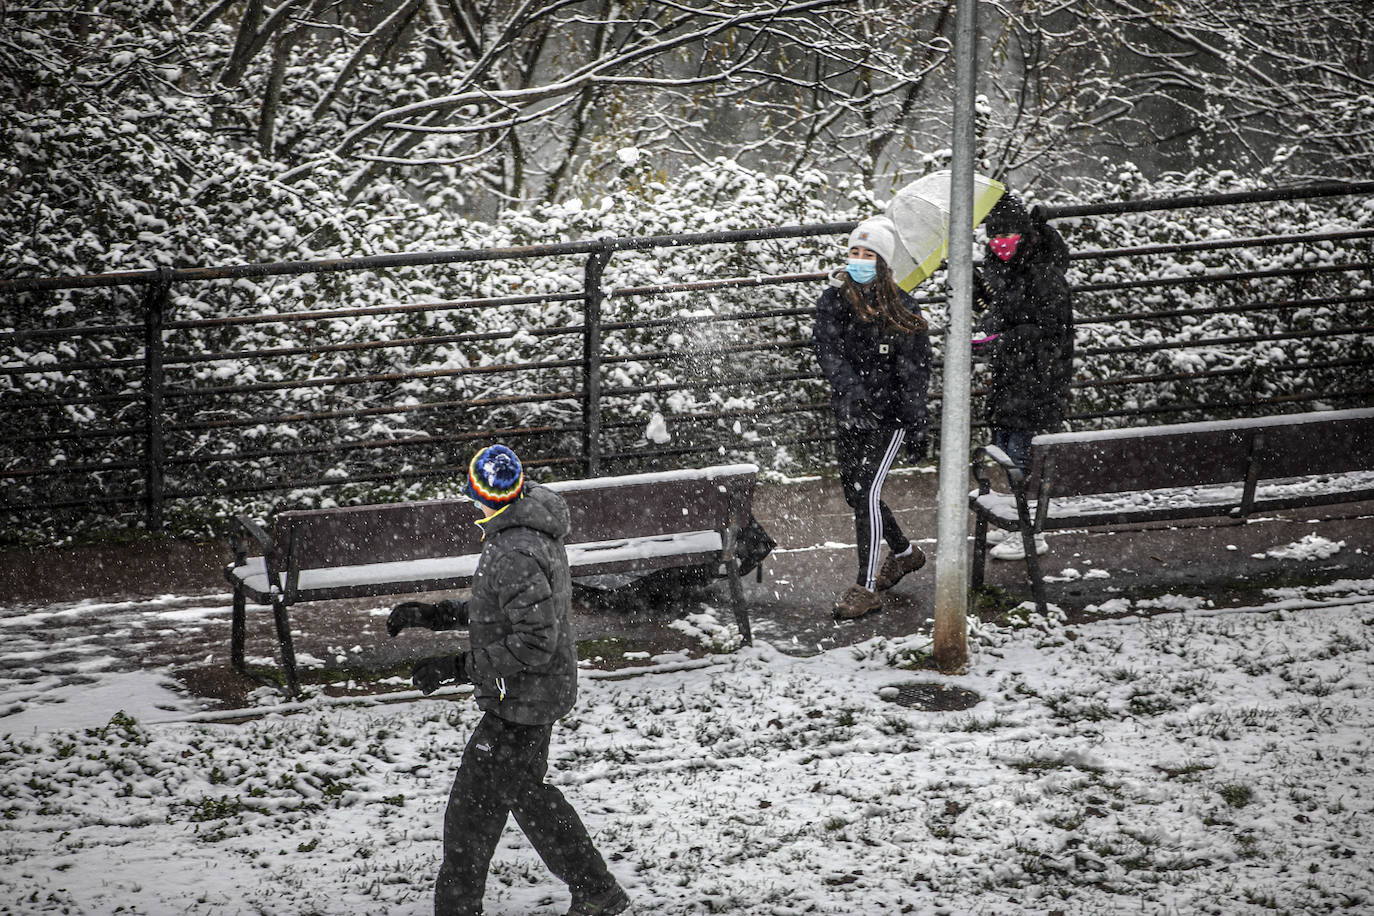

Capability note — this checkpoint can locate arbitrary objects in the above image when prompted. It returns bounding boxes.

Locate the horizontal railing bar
[1041,180,1374,219]
[154,324,584,368]
[1075,293,1374,326]
[0,391,145,412]
[598,402,829,431]
[164,292,584,332]
[159,456,583,501]
[596,433,836,465]
[1,357,144,377]
[1,493,146,513]
[160,424,581,469]
[1070,356,1369,391]
[1068,260,1372,297]
[7,426,143,445]
[176,392,577,428]
[0,222,859,294]
[0,293,587,344]
[161,361,582,399]
[608,271,827,299]
[1066,389,1374,423]
[602,339,811,366]
[601,306,812,334]
[601,370,824,400]
[0,456,143,479]
[1077,324,1374,359]
[164,390,581,432]
[1068,228,1374,262]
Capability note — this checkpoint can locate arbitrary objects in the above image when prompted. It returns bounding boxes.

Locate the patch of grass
[1153,761,1214,780]
[1220,783,1254,808]
[971,585,1022,619]
[945,713,1008,733]
[187,795,246,822]
[1128,690,1176,717]
[578,636,629,661]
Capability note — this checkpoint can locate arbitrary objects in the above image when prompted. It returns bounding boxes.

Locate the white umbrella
[884,170,1006,291]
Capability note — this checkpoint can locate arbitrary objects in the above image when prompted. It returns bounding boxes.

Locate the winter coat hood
[478,482,570,543]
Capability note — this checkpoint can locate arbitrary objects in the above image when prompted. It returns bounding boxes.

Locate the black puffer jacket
[976,218,1075,431]
[812,273,933,432]
[466,483,578,725]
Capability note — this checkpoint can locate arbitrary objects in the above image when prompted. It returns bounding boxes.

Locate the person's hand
[388,599,468,636]
[905,435,928,462]
[389,602,433,637]
[411,655,463,694]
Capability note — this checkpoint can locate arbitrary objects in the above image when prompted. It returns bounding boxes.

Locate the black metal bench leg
[971,515,989,590]
[725,554,752,646]
[1012,483,1049,616]
[230,585,247,672]
[1022,538,1049,617]
[271,598,302,697]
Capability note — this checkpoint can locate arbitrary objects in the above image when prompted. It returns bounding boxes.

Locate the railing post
[143,269,172,533]
[582,245,611,476]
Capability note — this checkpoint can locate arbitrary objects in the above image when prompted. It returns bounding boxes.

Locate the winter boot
[567,882,630,916]
[990,533,1048,560]
[832,584,882,620]
[874,546,926,591]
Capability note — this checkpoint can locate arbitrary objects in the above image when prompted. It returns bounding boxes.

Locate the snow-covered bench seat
[969,408,1374,613]
[226,464,760,695]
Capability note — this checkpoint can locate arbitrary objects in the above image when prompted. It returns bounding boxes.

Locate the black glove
[411,652,470,694]
[905,435,928,462]
[387,598,469,637]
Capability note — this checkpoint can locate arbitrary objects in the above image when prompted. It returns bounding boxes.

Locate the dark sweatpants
[435,712,615,916]
[836,426,912,590]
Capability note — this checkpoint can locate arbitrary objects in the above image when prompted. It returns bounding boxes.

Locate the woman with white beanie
[812,216,934,620]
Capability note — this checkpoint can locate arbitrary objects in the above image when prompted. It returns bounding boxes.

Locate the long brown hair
[842,256,928,333]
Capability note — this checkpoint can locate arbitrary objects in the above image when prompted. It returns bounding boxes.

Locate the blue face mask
[846,258,877,284]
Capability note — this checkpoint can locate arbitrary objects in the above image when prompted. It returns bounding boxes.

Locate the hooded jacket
[466,483,578,725]
[812,272,932,432]
[975,205,1075,431]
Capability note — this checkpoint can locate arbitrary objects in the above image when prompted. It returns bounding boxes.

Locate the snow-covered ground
[2,576,1373,915]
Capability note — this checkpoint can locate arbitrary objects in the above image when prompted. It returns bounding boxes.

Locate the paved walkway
[2,469,1371,707]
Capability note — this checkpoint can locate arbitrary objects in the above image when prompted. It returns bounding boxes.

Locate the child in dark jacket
[390,444,628,916]
[812,216,934,620]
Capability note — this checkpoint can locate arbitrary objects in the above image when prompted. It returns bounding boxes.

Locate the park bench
[226,464,761,695]
[970,407,1374,614]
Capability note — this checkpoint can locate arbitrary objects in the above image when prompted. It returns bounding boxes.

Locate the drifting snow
[2,586,1372,915]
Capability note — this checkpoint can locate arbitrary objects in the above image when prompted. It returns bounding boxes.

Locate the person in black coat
[813,216,933,620]
[974,194,1075,558]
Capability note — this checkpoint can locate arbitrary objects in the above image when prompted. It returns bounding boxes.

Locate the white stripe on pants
[862,429,905,591]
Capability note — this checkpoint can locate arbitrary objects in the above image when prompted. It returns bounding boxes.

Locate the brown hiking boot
[874,546,927,591]
[832,584,882,620]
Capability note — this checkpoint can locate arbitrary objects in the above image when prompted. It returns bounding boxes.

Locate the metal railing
[2,182,1372,536]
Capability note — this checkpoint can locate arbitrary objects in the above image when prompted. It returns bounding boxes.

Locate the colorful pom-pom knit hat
[463,444,525,508]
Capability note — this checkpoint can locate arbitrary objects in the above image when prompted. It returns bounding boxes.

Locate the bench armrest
[229,514,274,567]
[971,445,1026,494]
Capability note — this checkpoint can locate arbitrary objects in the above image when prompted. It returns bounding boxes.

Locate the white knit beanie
[847,216,898,266]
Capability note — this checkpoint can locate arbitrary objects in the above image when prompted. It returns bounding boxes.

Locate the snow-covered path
[2,579,1372,915]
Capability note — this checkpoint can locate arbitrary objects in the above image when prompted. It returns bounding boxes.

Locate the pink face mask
[989,234,1021,261]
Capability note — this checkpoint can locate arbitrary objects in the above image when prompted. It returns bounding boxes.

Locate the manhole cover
[880,682,982,711]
